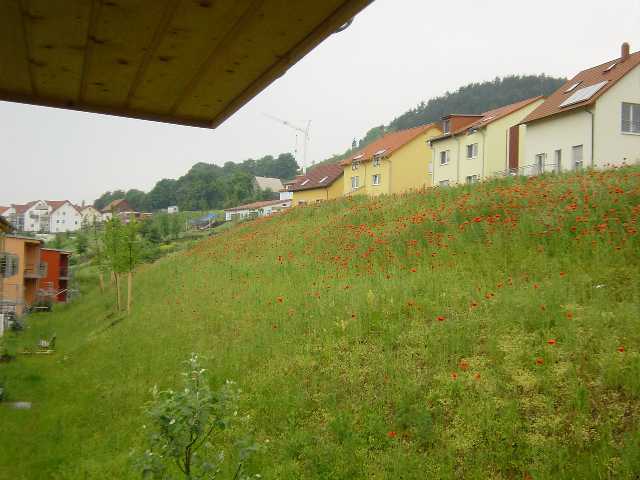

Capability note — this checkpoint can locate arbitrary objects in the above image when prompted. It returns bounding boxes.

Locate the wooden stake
[127,271,133,315]
[98,272,105,293]
[115,273,121,311]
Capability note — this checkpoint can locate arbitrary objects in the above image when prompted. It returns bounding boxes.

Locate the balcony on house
[24,261,47,278]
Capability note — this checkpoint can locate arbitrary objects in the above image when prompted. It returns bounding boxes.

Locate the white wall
[594,64,640,167]
[524,111,592,174]
[50,203,82,232]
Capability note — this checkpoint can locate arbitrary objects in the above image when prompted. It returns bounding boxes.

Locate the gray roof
[254,176,284,192]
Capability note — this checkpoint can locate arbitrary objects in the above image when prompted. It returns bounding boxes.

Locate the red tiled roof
[430,96,543,143]
[102,198,131,213]
[225,198,290,212]
[288,163,344,192]
[0,206,9,215]
[340,123,439,166]
[46,200,79,213]
[12,201,36,214]
[522,47,640,124]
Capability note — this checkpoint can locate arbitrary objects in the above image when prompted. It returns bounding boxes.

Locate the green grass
[1,167,639,479]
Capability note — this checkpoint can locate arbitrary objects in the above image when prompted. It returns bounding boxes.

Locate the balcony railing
[59,266,71,279]
[24,262,47,278]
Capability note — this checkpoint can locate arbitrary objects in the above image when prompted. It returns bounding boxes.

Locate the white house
[48,201,82,233]
[4,200,83,233]
[521,43,640,174]
[78,205,102,225]
[167,206,179,214]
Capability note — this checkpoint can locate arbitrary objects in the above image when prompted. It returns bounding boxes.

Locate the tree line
[94,153,298,212]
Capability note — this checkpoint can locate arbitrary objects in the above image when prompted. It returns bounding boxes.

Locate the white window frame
[351,176,359,190]
[466,143,478,160]
[572,145,584,169]
[439,180,450,187]
[465,175,478,184]
[372,155,381,167]
[442,119,450,134]
[372,174,381,186]
[554,149,562,172]
[622,102,640,134]
[439,150,450,165]
[352,161,360,171]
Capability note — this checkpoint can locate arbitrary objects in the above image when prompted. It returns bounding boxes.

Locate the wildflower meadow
[1,167,639,479]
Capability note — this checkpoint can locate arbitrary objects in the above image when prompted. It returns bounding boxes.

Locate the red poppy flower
[387,430,397,438]
[547,339,556,345]
[459,360,469,371]
[451,372,458,380]
[560,271,566,277]
[276,296,284,304]
[473,216,483,223]
[535,357,544,366]
[566,312,573,319]
[473,372,481,381]
[617,346,625,353]
[410,267,417,273]
[436,315,446,322]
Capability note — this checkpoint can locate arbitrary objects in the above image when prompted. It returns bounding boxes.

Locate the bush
[133,354,260,479]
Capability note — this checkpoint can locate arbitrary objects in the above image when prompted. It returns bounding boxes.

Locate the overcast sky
[1,0,638,206]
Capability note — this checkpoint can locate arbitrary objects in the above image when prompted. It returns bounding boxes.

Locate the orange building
[1,235,46,316]
[40,248,72,302]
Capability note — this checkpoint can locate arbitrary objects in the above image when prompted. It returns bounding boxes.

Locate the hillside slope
[1,167,640,479]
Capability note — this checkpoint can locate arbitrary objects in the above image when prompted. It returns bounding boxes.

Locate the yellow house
[289,163,344,205]
[340,123,442,196]
[429,96,544,186]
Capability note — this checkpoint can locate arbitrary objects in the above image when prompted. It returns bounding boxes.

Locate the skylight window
[604,62,617,72]
[559,81,608,108]
[564,81,582,93]
[300,179,310,186]
[318,176,328,183]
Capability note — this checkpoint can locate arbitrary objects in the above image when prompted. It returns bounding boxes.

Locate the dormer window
[372,149,385,167]
[300,179,310,186]
[352,161,360,171]
[604,62,617,72]
[442,119,451,134]
[318,176,328,183]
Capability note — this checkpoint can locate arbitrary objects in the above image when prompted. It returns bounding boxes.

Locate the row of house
[0,197,157,233]
[282,43,639,203]
[0,219,72,331]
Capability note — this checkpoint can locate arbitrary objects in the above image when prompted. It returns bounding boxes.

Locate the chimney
[621,42,630,61]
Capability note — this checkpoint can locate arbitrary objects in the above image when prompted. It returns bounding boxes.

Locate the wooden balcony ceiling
[0,0,371,128]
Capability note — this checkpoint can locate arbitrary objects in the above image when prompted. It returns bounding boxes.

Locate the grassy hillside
[1,167,640,479]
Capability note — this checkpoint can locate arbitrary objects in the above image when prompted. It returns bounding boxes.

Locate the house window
[439,180,450,187]
[373,155,381,167]
[622,102,640,134]
[372,174,381,185]
[442,119,451,134]
[465,175,479,184]
[351,176,359,190]
[554,149,562,172]
[466,143,478,159]
[439,150,450,165]
[572,145,584,169]
[535,153,546,174]
[352,161,360,171]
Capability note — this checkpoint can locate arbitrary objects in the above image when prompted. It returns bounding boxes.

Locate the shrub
[133,354,260,479]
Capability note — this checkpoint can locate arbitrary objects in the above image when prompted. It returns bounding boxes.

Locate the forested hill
[94,153,298,212]
[317,74,566,167]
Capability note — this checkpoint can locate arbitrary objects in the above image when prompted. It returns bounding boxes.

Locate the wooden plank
[128,0,255,114]
[0,0,32,95]
[22,0,92,104]
[82,0,177,108]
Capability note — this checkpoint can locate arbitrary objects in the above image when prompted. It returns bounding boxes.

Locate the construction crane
[264,113,312,172]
